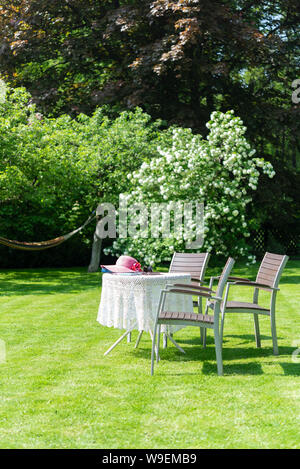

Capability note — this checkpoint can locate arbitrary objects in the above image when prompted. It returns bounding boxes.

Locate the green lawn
[0,261,299,449]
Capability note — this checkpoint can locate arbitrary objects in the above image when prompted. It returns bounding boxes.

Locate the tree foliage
[0,82,169,266]
[0,1,299,263]
[0,1,299,132]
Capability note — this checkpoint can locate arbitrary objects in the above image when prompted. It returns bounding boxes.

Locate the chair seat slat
[257,271,276,280]
[170,266,202,270]
[263,260,282,269]
[170,267,202,274]
[259,267,279,276]
[260,263,280,271]
[265,252,285,261]
[159,311,214,324]
[172,259,206,265]
[256,274,274,284]
[225,301,269,311]
[171,253,207,258]
[264,258,284,266]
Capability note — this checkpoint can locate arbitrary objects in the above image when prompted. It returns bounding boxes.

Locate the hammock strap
[0,211,96,251]
[63,211,96,241]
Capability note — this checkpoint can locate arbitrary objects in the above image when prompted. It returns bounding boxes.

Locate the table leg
[134,331,143,349]
[103,324,137,356]
[127,332,131,343]
[163,332,174,348]
[167,333,185,354]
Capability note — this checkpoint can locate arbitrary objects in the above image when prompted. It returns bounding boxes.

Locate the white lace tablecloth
[97,273,194,333]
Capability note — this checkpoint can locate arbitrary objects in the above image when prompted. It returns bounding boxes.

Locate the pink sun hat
[101,255,142,273]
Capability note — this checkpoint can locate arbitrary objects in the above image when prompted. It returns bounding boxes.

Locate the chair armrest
[173,283,215,293]
[210,276,251,283]
[210,296,223,302]
[232,281,279,291]
[191,278,204,284]
[228,277,251,282]
[209,276,220,281]
[208,276,220,290]
[167,288,212,299]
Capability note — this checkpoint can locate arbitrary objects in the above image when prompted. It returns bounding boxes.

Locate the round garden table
[97,272,194,355]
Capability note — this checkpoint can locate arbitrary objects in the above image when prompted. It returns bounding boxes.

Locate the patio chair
[134,252,210,350]
[151,257,235,376]
[168,252,210,344]
[169,252,210,287]
[220,252,289,355]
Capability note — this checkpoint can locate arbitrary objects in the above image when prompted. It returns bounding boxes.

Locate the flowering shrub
[107,111,275,265]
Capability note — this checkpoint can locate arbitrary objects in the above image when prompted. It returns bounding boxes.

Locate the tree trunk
[88,232,103,272]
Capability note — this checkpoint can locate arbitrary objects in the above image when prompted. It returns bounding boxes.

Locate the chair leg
[202,301,209,348]
[253,314,261,348]
[163,332,167,348]
[270,312,279,355]
[198,298,204,344]
[157,325,161,363]
[214,327,223,376]
[220,310,225,344]
[202,329,207,348]
[151,322,158,376]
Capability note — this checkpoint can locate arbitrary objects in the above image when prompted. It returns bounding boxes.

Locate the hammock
[0,212,96,251]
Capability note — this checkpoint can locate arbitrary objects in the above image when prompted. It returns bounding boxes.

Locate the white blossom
[108,110,275,265]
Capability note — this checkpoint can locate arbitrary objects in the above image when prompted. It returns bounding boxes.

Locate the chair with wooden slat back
[169,252,210,282]
[221,252,289,355]
[151,257,235,376]
[169,252,210,311]
[168,252,210,345]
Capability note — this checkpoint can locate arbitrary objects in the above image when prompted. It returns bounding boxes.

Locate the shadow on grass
[132,343,299,376]
[205,361,299,377]
[278,275,300,285]
[279,363,300,376]
[0,268,102,296]
[181,333,284,347]
[202,361,264,375]
[223,333,285,345]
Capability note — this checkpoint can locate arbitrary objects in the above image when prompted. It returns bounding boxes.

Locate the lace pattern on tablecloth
[97,273,194,333]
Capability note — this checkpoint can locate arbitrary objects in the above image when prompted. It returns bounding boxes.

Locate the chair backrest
[216,257,235,298]
[169,252,210,283]
[256,252,289,289]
